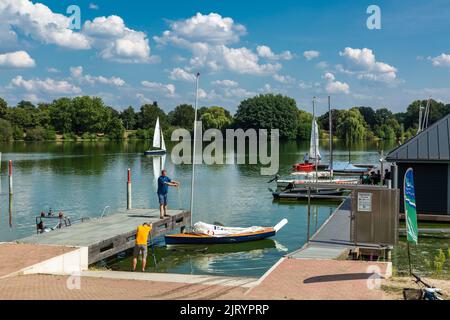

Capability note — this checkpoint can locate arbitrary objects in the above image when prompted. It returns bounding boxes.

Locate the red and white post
[8,160,13,195]
[127,168,132,210]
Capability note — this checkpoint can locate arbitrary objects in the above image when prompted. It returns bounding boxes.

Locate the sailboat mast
[313,97,318,183]
[328,96,333,179]
[189,73,200,228]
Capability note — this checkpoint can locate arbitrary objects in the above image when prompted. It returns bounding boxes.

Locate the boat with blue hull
[165,228,276,245]
[144,149,166,156]
[165,219,287,245]
[164,73,288,246]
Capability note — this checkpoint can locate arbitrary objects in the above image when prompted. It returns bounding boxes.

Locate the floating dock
[18,208,190,264]
[290,195,391,260]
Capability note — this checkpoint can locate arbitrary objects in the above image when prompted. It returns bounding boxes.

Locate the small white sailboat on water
[165,73,288,245]
[144,117,166,156]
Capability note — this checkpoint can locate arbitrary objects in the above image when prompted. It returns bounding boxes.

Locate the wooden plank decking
[18,208,190,264]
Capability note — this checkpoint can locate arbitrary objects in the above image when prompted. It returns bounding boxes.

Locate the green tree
[49,98,75,133]
[137,102,167,129]
[120,106,137,130]
[297,110,312,140]
[0,119,13,141]
[168,104,195,130]
[6,101,39,128]
[397,99,450,132]
[72,96,108,133]
[200,106,233,131]
[25,127,46,141]
[0,98,7,118]
[105,117,125,140]
[234,94,299,139]
[336,108,368,142]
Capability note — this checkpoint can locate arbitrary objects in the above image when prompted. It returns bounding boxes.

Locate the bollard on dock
[127,168,132,210]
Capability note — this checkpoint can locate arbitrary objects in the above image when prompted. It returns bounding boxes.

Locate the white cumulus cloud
[70,66,125,87]
[83,15,153,63]
[11,75,81,95]
[428,54,450,67]
[156,12,246,45]
[273,74,296,84]
[0,0,90,49]
[169,68,197,82]
[257,45,293,60]
[338,47,397,83]
[0,51,35,68]
[0,1,154,63]
[142,80,176,96]
[303,50,320,60]
[155,13,283,76]
[323,72,350,94]
[211,79,238,87]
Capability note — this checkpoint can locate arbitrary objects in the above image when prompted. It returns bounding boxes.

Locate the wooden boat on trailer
[165,219,288,245]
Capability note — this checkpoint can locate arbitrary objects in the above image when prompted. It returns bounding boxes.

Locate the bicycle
[403,273,444,300]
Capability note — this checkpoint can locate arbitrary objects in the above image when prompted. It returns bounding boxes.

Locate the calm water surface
[0,140,396,277]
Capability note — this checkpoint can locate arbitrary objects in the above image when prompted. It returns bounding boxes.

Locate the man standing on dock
[157,169,179,219]
[132,222,152,272]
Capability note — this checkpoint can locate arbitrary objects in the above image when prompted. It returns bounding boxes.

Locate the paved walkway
[0,257,390,300]
[0,243,75,278]
[246,258,390,300]
[0,274,249,300]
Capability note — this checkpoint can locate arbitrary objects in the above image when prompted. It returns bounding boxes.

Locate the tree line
[1,94,449,142]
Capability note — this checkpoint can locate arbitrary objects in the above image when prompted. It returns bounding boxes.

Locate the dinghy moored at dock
[165,219,288,245]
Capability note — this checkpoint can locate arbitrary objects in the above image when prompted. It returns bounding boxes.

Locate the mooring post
[8,160,13,195]
[127,168,132,210]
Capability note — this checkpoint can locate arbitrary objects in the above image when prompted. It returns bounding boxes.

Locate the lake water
[0,140,397,277]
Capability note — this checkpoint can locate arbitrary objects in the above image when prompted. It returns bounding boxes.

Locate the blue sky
[1,0,450,114]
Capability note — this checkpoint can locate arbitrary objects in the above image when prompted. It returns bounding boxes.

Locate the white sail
[161,129,166,151]
[152,117,161,149]
[152,155,166,188]
[309,118,321,160]
[152,156,160,188]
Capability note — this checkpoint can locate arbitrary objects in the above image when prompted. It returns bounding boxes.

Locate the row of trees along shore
[1,94,449,142]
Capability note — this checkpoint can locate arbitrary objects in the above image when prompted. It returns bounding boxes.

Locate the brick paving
[0,274,248,300]
[246,258,389,300]
[0,243,76,278]
[0,258,390,300]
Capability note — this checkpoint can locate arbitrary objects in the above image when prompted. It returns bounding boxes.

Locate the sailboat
[293,99,321,172]
[165,73,288,245]
[144,117,166,156]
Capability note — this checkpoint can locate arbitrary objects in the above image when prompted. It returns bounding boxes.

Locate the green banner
[404,168,418,244]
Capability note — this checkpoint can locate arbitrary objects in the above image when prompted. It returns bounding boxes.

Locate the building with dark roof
[386,113,450,218]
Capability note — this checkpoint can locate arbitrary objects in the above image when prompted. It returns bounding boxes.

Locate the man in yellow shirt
[132,222,152,272]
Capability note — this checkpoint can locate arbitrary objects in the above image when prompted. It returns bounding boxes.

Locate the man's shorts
[158,193,168,205]
[133,245,147,260]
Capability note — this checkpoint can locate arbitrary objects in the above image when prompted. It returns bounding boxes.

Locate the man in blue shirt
[157,169,179,219]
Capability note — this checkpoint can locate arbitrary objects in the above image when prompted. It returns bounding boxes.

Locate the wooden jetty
[19,208,190,264]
